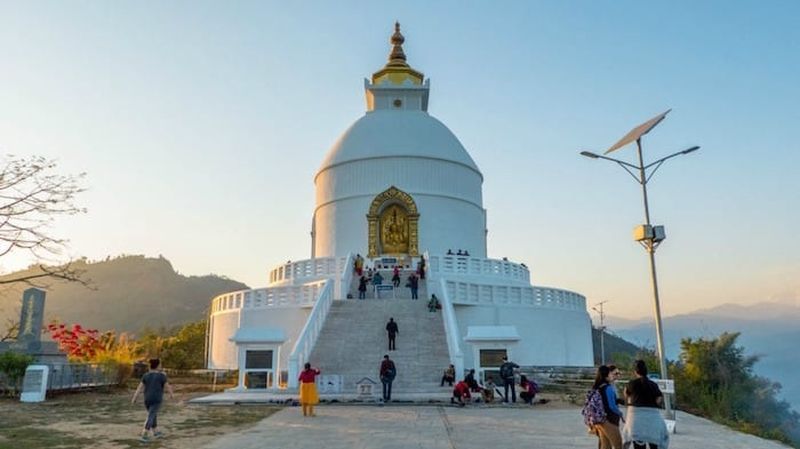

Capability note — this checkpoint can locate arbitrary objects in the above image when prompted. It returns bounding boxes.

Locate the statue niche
[367,186,419,257]
[380,204,409,254]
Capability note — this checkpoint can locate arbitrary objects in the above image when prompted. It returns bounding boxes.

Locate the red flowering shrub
[47,322,103,361]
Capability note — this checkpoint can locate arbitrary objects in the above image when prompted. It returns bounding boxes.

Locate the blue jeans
[381,379,393,401]
[144,401,161,430]
[503,378,516,403]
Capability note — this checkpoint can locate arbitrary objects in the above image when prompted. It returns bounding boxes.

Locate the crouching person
[482,376,498,403]
[519,375,539,405]
[452,380,472,406]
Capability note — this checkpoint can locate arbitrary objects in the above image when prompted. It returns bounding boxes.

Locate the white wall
[455,304,594,368]
[314,157,486,258]
[208,307,311,372]
[208,310,240,369]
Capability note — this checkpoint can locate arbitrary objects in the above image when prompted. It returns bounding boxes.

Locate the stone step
[309,297,450,394]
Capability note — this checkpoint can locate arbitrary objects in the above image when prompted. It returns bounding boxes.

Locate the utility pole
[592,300,609,365]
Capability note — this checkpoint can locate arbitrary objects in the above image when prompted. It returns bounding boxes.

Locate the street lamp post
[593,300,609,365]
[580,110,699,422]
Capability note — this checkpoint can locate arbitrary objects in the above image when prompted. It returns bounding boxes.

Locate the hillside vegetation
[592,327,641,365]
[0,255,248,335]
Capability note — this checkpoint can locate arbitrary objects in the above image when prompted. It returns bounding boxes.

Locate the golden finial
[388,21,407,64]
[371,22,424,85]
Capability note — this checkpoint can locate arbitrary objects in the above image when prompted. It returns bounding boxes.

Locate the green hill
[0,255,249,335]
[592,327,643,365]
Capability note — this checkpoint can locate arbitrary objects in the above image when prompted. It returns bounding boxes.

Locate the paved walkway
[200,404,791,449]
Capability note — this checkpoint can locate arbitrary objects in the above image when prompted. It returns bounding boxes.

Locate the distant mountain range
[608,301,800,412]
[0,255,249,335]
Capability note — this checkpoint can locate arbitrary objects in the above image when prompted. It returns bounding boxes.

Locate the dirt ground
[0,380,282,449]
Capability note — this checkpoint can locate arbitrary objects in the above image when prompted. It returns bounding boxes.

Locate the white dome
[317,110,482,178]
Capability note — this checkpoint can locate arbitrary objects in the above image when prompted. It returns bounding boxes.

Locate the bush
[0,351,35,396]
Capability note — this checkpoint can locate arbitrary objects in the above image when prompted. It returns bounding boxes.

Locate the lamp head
[580,151,601,159]
[681,146,700,155]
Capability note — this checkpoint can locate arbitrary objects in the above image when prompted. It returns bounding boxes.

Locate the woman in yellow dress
[298,363,321,417]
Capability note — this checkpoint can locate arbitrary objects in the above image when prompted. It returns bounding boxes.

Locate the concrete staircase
[308,289,450,394]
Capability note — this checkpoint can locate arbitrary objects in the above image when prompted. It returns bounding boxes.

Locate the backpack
[499,363,514,379]
[581,387,607,427]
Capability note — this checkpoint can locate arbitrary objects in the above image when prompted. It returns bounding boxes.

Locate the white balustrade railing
[444,281,586,311]
[210,280,329,314]
[287,279,335,389]
[438,277,464,377]
[427,254,530,284]
[268,257,344,286]
[338,252,355,299]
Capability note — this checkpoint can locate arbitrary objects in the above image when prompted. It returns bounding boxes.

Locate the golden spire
[372,22,424,85]
[387,21,407,65]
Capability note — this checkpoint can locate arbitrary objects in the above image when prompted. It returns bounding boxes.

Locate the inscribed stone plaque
[355,377,378,399]
[21,365,49,403]
[18,288,46,344]
[317,374,342,394]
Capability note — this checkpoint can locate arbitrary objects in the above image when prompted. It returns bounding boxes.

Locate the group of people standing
[354,254,427,300]
[586,360,670,449]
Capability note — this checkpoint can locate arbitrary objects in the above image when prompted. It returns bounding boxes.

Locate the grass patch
[0,426,92,449]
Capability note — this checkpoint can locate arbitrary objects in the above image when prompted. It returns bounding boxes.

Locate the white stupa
[206,24,593,392]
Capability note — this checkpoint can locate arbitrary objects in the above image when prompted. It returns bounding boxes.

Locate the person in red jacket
[298,363,321,417]
[452,380,472,406]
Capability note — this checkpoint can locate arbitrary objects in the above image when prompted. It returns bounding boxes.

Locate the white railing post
[339,252,354,299]
[436,277,464,377]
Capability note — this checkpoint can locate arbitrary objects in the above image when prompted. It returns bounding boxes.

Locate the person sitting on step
[440,364,455,387]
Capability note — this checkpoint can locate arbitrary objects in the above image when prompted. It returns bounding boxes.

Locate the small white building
[206,24,593,392]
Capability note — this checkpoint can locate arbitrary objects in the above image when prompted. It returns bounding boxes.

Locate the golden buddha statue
[380,205,409,254]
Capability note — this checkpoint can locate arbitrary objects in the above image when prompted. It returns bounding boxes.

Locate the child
[131,358,175,443]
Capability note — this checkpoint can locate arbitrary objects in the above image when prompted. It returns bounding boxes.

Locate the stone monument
[0,288,66,364]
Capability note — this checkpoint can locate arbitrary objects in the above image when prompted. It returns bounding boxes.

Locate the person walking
[131,358,175,443]
[392,265,401,287]
[355,254,364,276]
[587,365,624,449]
[385,317,399,350]
[380,354,396,402]
[622,360,669,449]
[408,273,419,300]
[417,255,426,279]
[358,275,367,300]
[298,363,321,417]
[499,356,519,403]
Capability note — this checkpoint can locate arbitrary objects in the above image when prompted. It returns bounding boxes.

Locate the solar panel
[605,109,671,154]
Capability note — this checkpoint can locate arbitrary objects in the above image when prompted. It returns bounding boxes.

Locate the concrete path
[200,404,791,449]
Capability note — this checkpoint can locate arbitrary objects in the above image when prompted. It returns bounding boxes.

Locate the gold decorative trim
[366,186,419,257]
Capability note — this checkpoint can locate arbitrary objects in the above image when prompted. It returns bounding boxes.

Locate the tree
[674,332,800,446]
[0,155,87,286]
[160,320,207,370]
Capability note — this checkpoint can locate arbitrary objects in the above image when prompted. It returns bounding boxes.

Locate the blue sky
[1,1,798,319]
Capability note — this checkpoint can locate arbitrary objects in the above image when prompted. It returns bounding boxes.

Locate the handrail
[268,257,341,286]
[426,254,530,284]
[425,250,464,378]
[438,277,465,378]
[209,282,327,314]
[287,279,334,389]
[442,280,586,311]
[338,252,355,298]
